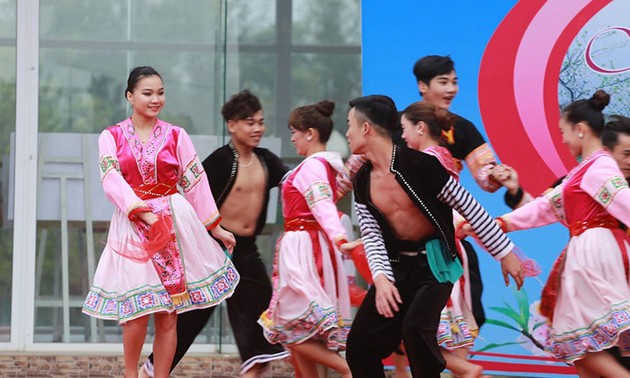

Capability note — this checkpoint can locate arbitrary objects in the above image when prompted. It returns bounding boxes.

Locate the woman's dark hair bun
[314,100,335,117]
[589,89,610,112]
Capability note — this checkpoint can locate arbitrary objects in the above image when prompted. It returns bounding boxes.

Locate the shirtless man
[141,90,289,377]
[343,95,524,378]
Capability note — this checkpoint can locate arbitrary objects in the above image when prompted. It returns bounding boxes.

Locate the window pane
[291,53,362,158]
[132,50,223,135]
[0,0,16,38]
[41,1,222,43]
[36,0,225,344]
[0,0,15,343]
[40,0,128,42]
[225,52,278,135]
[131,0,222,44]
[292,0,361,46]
[226,0,276,45]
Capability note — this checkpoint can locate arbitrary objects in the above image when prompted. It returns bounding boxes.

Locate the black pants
[462,239,486,328]
[346,253,453,378]
[148,235,287,373]
[607,346,630,371]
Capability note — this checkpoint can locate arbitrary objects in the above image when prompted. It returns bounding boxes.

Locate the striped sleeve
[437,176,514,260]
[355,202,395,282]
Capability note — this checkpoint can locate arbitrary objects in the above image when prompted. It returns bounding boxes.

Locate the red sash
[284,218,339,294]
[132,181,178,200]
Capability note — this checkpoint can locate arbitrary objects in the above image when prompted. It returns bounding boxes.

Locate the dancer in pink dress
[259,100,353,378]
[400,101,491,378]
[82,66,239,378]
[493,91,630,377]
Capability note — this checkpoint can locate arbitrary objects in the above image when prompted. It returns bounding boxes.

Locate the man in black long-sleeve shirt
[344,95,524,378]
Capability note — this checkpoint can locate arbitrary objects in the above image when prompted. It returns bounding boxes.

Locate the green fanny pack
[425,238,463,284]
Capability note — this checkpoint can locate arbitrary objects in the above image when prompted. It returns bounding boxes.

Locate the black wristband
[504,187,524,210]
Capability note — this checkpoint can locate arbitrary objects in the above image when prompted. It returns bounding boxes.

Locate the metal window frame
[2,0,38,352]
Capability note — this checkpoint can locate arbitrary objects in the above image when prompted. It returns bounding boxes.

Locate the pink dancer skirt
[82,193,239,323]
[546,228,630,363]
[259,230,351,350]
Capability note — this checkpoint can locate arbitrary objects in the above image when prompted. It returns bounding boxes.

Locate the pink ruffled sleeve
[498,186,562,232]
[98,129,150,220]
[293,158,348,245]
[580,155,630,226]
[176,129,222,229]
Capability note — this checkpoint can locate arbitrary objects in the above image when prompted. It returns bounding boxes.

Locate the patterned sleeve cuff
[99,155,121,180]
[334,237,349,249]
[179,155,205,193]
[205,215,223,230]
[496,217,509,233]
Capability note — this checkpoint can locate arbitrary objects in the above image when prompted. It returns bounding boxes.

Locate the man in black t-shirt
[411,55,508,334]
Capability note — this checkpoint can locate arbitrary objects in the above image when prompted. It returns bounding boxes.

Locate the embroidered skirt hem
[259,302,351,350]
[83,261,238,323]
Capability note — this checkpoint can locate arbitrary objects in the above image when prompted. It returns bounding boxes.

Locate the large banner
[362,1,630,376]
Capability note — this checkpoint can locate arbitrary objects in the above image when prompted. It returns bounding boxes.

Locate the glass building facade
[1,0,360,353]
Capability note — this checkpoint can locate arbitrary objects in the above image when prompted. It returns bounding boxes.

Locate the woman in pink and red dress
[259,100,353,378]
[401,101,490,378]
[495,91,630,377]
[82,66,239,378]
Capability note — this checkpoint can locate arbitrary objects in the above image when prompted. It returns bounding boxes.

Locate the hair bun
[589,90,611,111]
[315,100,335,117]
[435,108,455,132]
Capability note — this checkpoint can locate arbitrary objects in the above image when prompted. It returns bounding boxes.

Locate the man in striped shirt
[343,95,524,378]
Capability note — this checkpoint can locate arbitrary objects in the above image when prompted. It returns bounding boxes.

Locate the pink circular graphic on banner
[514,0,592,178]
[478,0,611,194]
[585,27,630,74]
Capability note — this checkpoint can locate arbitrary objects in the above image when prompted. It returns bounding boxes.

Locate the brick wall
[0,354,496,377]
[0,354,297,377]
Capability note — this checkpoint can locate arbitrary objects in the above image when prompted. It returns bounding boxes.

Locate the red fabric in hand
[142,214,173,254]
[350,243,373,285]
[349,284,367,307]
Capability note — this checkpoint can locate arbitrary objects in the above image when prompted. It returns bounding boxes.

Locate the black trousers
[462,239,486,328]
[346,253,453,378]
[148,235,286,373]
[607,346,630,371]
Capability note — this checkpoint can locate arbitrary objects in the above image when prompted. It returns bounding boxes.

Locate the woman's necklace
[131,117,154,143]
